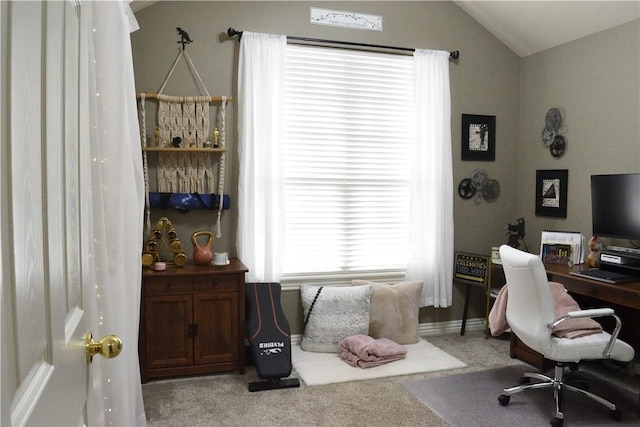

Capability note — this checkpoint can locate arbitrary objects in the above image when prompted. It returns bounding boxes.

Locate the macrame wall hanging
[137,28,231,238]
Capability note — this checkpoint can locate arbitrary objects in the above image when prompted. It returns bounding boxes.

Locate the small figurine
[213,128,219,148]
[172,136,182,147]
[587,235,603,268]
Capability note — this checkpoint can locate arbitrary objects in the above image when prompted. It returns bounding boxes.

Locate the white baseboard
[419,318,485,336]
[291,317,486,344]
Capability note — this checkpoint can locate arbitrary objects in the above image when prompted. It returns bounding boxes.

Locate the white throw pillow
[300,284,372,353]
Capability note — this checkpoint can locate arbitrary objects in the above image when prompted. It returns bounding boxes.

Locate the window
[282,45,415,278]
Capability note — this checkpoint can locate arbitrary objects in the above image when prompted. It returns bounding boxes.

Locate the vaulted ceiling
[452,1,640,57]
[130,1,640,57]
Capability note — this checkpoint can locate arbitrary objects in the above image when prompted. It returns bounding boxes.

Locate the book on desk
[539,230,585,265]
[541,243,573,264]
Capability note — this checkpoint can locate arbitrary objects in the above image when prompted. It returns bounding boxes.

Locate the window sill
[280,269,406,290]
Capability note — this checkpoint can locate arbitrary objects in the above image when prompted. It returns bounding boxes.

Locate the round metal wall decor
[482,179,500,202]
[541,127,556,147]
[545,108,562,131]
[458,178,476,199]
[541,107,567,156]
[458,169,500,204]
[470,169,488,189]
[550,135,566,158]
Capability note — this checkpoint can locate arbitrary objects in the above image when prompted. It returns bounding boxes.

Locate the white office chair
[497,244,635,427]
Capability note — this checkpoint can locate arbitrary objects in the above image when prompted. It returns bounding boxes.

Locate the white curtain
[407,49,454,308]
[237,32,287,282]
[84,1,147,426]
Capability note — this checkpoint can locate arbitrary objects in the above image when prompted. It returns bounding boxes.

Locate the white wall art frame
[310,8,383,31]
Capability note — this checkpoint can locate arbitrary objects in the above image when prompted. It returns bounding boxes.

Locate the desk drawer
[561,277,640,307]
[144,277,193,295]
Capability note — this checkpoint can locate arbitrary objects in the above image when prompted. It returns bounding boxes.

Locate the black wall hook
[176,27,193,51]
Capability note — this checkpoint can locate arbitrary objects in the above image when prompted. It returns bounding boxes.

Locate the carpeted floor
[142,331,639,426]
[403,364,639,426]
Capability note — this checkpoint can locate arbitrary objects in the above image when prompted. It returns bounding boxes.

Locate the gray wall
[131,2,639,334]
[518,20,640,253]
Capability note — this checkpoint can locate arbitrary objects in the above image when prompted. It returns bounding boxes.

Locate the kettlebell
[191,230,214,266]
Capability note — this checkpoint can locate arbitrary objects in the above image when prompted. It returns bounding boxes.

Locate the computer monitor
[591,173,640,241]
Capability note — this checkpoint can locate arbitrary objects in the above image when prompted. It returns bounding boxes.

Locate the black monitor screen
[591,173,640,241]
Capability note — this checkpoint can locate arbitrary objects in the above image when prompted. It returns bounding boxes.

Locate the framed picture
[535,169,568,218]
[461,114,496,161]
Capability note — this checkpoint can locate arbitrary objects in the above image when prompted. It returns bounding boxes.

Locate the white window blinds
[283,45,415,276]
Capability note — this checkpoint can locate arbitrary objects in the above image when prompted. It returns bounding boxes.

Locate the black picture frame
[535,169,568,218]
[461,114,496,161]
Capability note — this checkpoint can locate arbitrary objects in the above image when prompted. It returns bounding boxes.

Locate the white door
[1,1,99,425]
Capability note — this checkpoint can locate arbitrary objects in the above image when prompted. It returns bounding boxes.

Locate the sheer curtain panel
[84,2,147,425]
[237,32,287,282]
[407,49,454,308]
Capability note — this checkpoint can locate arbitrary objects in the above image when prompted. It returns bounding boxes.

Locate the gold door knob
[86,332,122,364]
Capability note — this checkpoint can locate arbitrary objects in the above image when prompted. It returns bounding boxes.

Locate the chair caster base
[609,408,622,421]
[498,394,510,406]
[551,417,563,427]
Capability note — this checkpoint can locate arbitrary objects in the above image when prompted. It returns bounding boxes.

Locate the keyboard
[570,268,639,284]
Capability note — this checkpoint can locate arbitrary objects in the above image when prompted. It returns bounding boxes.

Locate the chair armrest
[548,309,622,358]
[566,308,614,318]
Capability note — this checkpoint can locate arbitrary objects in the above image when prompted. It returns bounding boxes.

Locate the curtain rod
[226,27,459,60]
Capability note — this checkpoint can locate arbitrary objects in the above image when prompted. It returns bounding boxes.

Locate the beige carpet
[142,332,638,426]
[292,338,467,386]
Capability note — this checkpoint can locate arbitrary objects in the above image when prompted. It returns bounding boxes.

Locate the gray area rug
[403,364,638,426]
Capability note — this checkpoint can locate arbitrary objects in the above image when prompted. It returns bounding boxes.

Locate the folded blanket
[339,335,407,369]
[489,281,602,338]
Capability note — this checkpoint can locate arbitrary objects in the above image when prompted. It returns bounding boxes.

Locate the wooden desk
[511,262,640,416]
[544,263,640,309]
